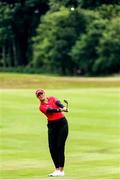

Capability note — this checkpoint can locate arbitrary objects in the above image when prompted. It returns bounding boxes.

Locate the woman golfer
[35,89,69,177]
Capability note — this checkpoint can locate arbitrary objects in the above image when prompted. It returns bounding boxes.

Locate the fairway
[0,74,120,179]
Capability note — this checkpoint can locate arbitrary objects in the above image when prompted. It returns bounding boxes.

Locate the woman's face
[37,92,46,101]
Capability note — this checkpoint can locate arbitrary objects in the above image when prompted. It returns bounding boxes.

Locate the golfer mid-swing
[35,89,69,177]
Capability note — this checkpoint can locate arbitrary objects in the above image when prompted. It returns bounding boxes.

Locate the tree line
[0,0,120,75]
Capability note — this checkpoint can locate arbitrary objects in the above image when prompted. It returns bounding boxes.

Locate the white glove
[61,107,69,112]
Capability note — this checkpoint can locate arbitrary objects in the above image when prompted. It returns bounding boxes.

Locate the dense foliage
[0,0,120,75]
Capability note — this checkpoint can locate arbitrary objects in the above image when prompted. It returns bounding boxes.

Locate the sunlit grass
[0,87,120,179]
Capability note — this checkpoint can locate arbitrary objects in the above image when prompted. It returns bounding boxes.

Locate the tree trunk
[12,37,17,67]
[2,45,6,67]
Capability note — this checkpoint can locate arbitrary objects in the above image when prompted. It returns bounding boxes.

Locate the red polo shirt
[40,96,64,121]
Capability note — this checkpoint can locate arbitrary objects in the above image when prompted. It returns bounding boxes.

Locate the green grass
[0,72,120,89]
[0,73,120,179]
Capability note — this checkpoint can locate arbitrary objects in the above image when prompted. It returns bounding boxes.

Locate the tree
[33,7,88,75]
[49,0,79,10]
[1,0,120,76]
[1,0,25,6]
[70,17,108,75]
[93,17,120,75]
[0,0,49,67]
[98,4,120,20]
[79,0,120,9]
[0,3,16,67]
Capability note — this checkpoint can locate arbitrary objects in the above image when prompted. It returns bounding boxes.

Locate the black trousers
[47,117,68,168]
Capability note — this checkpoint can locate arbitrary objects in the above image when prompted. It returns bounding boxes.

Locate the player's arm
[55,100,64,108]
[46,107,62,113]
[56,100,68,112]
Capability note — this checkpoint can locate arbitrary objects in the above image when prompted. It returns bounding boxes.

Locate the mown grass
[0,73,120,179]
[0,72,120,89]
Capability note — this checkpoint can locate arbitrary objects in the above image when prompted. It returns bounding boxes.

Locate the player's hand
[61,107,69,112]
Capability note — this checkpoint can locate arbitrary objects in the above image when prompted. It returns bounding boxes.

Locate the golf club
[64,99,68,112]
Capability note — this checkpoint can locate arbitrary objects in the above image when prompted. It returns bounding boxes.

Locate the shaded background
[0,0,120,76]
